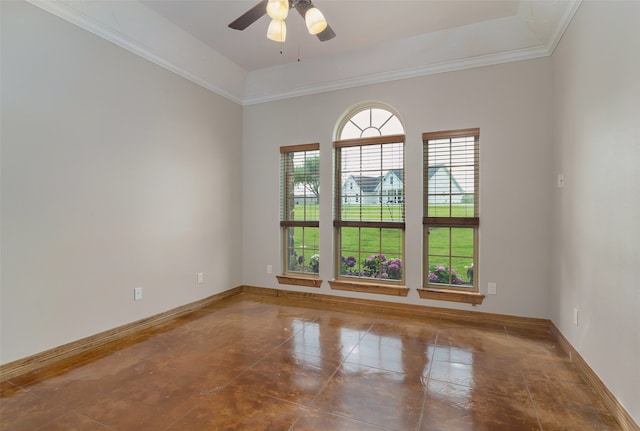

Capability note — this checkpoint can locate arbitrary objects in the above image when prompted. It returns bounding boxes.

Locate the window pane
[451,228,473,257]
[379,115,404,136]
[427,257,453,285]
[339,108,404,140]
[451,257,474,286]
[359,227,381,257]
[380,228,402,258]
[340,121,362,139]
[428,139,451,165]
[340,227,360,256]
[426,259,471,285]
[338,142,403,222]
[283,148,319,221]
[426,224,474,287]
[371,108,392,129]
[350,110,371,131]
[340,227,361,277]
[452,227,474,286]
[380,228,403,280]
[381,143,403,170]
[428,227,450,256]
[339,227,403,281]
[361,127,381,137]
[287,227,320,274]
[299,197,318,220]
[425,134,477,220]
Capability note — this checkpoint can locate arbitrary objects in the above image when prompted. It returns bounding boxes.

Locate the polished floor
[1,294,621,431]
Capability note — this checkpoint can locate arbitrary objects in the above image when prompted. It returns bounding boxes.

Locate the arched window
[331,104,407,295]
[337,105,405,140]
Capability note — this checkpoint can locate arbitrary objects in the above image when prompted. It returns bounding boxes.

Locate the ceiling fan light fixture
[305,7,327,35]
[266,19,287,42]
[266,0,289,21]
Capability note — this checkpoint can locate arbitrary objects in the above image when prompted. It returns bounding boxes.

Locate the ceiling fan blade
[228,0,268,30]
[316,24,335,42]
[293,0,312,16]
[294,0,335,42]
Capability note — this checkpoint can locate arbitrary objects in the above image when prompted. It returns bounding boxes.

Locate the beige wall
[551,1,640,422]
[242,57,554,319]
[0,1,243,363]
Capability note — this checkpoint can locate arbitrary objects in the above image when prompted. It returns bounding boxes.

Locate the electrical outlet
[134,287,142,301]
[197,272,204,284]
[557,173,565,188]
[266,265,273,274]
[488,282,497,295]
[573,307,579,326]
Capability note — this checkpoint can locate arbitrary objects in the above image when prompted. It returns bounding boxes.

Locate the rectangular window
[333,135,405,291]
[279,144,320,284]
[423,129,479,293]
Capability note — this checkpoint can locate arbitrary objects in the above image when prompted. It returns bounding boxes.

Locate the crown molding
[242,45,551,106]
[546,0,582,54]
[25,0,580,107]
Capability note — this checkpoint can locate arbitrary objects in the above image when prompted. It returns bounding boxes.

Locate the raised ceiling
[30,0,581,104]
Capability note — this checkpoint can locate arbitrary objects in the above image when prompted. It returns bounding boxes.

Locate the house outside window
[330,104,408,297]
[277,144,321,288]
[422,128,481,302]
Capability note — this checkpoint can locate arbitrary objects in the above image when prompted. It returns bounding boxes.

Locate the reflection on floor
[1,293,621,430]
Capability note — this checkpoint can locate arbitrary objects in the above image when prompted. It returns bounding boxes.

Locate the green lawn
[288,204,474,283]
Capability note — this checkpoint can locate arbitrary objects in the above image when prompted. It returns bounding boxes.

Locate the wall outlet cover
[488,282,497,295]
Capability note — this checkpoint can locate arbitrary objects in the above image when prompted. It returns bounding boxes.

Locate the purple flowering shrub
[384,258,403,280]
[340,253,403,280]
[428,265,465,285]
[363,254,386,277]
[288,252,319,273]
[340,255,358,276]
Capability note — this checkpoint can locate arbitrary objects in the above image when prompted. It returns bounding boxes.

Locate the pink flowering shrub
[428,265,464,285]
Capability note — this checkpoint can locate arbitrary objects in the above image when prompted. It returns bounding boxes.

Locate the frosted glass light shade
[267,19,287,42]
[266,0,289,21]
[305,7,327,35]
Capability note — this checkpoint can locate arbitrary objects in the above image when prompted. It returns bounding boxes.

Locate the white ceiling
[142,0,523,71]
[31,0,581,104]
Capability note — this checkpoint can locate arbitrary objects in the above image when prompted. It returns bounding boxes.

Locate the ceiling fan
[229,0,335,42]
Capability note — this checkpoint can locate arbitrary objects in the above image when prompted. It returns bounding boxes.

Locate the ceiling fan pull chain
[280,20,285,55]
[297,15,301,62]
